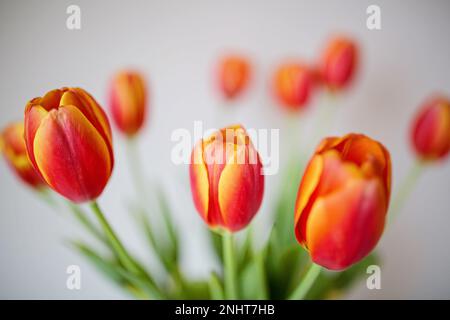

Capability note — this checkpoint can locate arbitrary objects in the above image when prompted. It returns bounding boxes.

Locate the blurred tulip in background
[109,71,148,136]
[0,122,44,189]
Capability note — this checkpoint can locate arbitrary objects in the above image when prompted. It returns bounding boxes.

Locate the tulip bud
[217,55,251,100]
[294,133,391,270]
[320,36,358,91]
[0,122,44,189]
[273,63,313,111]
[189,125,264,232]
[109,70,147,136]
[410,95,450,161]
[24,87,114,203]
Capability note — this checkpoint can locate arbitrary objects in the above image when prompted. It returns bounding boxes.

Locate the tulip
[320,36,358,91]
[410,95,450,161]
[109,70,147,136]
[294,133,391,270]
[0,122,44,188]
[217,55,251,100]
[189,125,264,232]
[273,63,313,111]
[24,87,114,203]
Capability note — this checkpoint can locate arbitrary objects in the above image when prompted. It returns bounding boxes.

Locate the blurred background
[0,0,449,299]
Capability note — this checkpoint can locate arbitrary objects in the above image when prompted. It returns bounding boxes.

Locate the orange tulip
[109,70,147,136]
[24,87,114,203]
[410,95,450,161]
[0,122,44,189]
[189,125,264,232]
[294,134,391,270]
[217,55,251,100]
[320,36,358,91]
[273,63,313,111]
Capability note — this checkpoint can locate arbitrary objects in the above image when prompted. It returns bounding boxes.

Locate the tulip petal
[33,105,112,202]
[218,146,263,232]
[71,88,113,146]
[39,89,64,111]
[306,178,386,270]
[24,104,49,169]
[190,141,210,223]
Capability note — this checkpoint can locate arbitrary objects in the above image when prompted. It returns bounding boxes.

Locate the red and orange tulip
[0,122,44,189]
[319,36,358,91]
[109,70,147,136]
[273,63,313,112]
[294,134,391,270]
[24,87,114,203]
[217,55,251,100]
[190,125,264,232]
[410,95,450,161]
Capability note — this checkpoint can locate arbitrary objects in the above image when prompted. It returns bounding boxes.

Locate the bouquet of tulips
[1,36,449,300]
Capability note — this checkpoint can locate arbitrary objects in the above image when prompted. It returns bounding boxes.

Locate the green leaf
[239,249,269,300]
[266,242,308,299]
[178,279,211,300]
[237,227,254,273]
[271,155,305,248]
[306,253,381,299]
[208,272,224,300]
[70,241,124,285]
[71,240,163,299]
[156,184,179,264]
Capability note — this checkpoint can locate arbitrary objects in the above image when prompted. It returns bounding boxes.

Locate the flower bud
[24,87,114,203]
[109,70,147,136]
[320,36,358,91]
[410,95,450,161]
[217,55,251,100]
[273,63,313,111]
[0,122,44,189]
[189,125,264,232]
[294,133,391,270]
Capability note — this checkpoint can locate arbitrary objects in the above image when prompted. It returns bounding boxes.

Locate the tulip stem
[90,201,142,275]
[289,262,321,300]
[389,159,424,222]
[222,231,238,299]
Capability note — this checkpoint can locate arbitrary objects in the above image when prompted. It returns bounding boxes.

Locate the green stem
[389,160,424,222]
[66,202,105,243]
[289,262,321,300]
[222,231,238,299]
[90,201,141,275]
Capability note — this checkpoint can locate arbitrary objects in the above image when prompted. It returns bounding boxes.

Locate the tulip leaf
[305,253,381,299]
[70,241,155,299]
[271,155,305,249]
[70,241,124,285]
[266,241,308,299]
[237,227,254,273]
[239,249,268,300]
[176,279,211,300]
[208,272,224,300]
[155,185,180,264]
